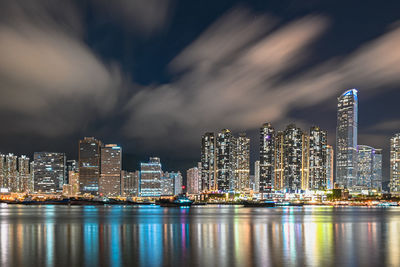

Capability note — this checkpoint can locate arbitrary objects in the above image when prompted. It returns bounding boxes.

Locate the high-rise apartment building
[18,155,30,192]
[160,173,175,196]
[0,154,5,192]
[274,132,285,191]
[100,145,122,197]
[171,172,183,195]
[260,123,275,193]
[254,160,260,193]
[187,166,201,194]
[357,145,382,191]
[216,129,236,192]
[5,154,18,192]
[79,137,102,195]
[389,133,400,193]
[336,89,358,189]
[236,133,250,191]
[33,152,66,193]
[140,157,162,197]
[308,126,327,190]
[326,145,334,189]
[201,132,217,191]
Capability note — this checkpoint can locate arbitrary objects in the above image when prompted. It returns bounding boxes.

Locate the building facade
[357,145,382,191]
[236,133,250,191]
[79,137,102,195]
[259,123,275,193]
[140,157,162,197]
[100,144,122,197]
[33,152,66,193]
[336,89,358,189]
[326,145,334,189]
[201,132,217,191]
[18,155,30,192]
[216,129,236,192]
[390,133,400,193]
[121,170,139,197]
[187,166,201,194]
[308,126,327,190]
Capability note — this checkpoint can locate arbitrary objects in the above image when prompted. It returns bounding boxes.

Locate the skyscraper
[282,124,305,192]
[357,145,382,191]
[389,133,400,193]
[235,133,250,191]
[5,154,17,192]
[33,152,66,193]
[254,160,260,193]
[187,166,201,194]
[140,157,162,197]
[160,172,174,196]
[171,172,183,195]
[336,89,358,189]
[274,131,284,191]
[308,126,327,190]
[18,155,30,192]
[201,132,216,192]
[100,144,122,197]
[121,170,139,197]
[216,129,236,192]
[0,154,5,192]
[326,145,334,189]
[79,137,102,195]
[259,123,275,193]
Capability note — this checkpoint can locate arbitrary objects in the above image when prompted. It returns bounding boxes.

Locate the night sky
[0,0,399,181]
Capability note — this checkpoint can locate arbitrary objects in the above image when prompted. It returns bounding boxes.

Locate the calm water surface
[0,205,399,267]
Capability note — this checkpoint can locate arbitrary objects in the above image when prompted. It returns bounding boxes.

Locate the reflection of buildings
[357,145,382,191]
[100,145,122,197]
[33,152,66,193]
[79,137,102,195]
[390,133,400,193]
[336,89,358,190]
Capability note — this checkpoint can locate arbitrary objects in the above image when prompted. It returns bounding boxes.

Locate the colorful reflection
[0,206,399,267]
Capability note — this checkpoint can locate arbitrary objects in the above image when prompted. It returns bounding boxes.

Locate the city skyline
[0,1,399,181]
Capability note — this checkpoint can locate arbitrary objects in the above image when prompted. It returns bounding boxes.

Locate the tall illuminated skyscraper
[260,123,275,193]
[0,154,5,191]
[308,126,327,190]
[187,166,201,194]
[235,133,250,191]
[254,160,260,193]
[216,129,236,192]
[100,144,122,197]
[201,132,216,191]
[389,133,400,193]
[326,145,334,189]
[5,154,17,192]
[121,170,139,197]
[33,152,66,193]
[336,89,358,189]
[140,157,162,197]
[79,137,102,195]
[274,131,284,191]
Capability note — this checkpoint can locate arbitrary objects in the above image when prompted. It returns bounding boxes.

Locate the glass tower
[335,89,358,189]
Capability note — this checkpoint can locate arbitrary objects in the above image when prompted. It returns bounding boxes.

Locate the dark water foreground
[0,205,399,267]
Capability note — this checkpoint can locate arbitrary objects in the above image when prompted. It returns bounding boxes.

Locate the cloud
[123,8,400,149]
[0,0,125,136]
[92,0,174,35]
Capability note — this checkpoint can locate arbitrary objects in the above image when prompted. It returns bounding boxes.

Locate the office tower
[357,146,382,191]
[0,154,4,191]
[389,133,400,193]
[79,137,102,195]
[308,126,328,190]
[274,131,284,191]
[171,172,183,195]
[336,89,358,189]
[121,170,139,197]
[236,133,250,191]
[254,160,260,193]
[260,123,275,193]
[18,155,30,192]
[33,152,66,193]
[29,161,34,192]
[216,129,236,192]
[187,166,201,194]
[326,145,334,189]
[5,154,17,192]
[201,132,217,191]
[140,157,162,197]
[283,124,304,192]
[160,172,174,196]
[100,145,122,197]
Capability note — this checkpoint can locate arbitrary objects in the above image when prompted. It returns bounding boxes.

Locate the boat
[275,201,304,207]
[158,195,193,207]
[242,201,275,207]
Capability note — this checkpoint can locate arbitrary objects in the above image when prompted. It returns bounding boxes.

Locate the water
[0,205,399,267]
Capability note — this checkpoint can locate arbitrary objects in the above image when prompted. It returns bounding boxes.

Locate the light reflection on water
[0,206,399,267]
